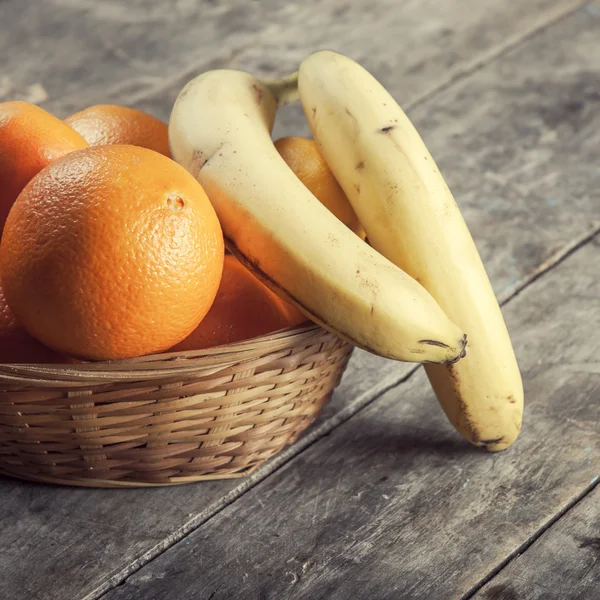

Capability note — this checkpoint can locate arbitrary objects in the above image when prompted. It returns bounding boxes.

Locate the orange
[170,255,306,351]
[0,280,66,364]
[0,145,224,361]
[65,104,170,157]
[274,136,363,235]
[0,101,88,232]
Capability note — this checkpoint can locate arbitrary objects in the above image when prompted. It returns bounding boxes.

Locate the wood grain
[475,484,600,600]
[0,2,597,600]
[101,234,600,600]
[0,0,582,118]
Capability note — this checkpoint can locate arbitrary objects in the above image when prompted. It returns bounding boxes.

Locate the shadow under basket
[0,323,353,487]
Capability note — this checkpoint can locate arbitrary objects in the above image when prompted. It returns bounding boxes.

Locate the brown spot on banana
[191,149,208,174]
[326,233,340,247]
[251,83,264,104]
[419,339,450,349]
[355,160,365,170]
[421,335,467,364]
[444,352,466,366]
[191,142,225,176]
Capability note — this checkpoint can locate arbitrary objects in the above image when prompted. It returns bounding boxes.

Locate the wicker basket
[0,323,352,487]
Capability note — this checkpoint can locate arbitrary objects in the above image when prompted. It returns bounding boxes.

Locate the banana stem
[262,71,300,108]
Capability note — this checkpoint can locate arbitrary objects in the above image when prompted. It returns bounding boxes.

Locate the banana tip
[444,334,468,366]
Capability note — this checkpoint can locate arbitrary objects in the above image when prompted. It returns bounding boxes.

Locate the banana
[168,69,467,363]
[298,51,523,451]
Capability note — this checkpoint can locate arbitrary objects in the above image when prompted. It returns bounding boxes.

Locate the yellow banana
[299,51,523,450]
[169,69,466,363]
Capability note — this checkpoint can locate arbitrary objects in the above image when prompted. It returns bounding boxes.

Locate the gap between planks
[405,0,588,113]
[461,475,600,599]
[91,229,600,600]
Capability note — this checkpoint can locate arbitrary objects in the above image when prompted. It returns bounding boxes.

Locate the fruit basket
[0,323,352,487]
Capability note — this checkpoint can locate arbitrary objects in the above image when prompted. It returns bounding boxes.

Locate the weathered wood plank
[475,484,600,600]
[101,235,600,600]
[0,0,583,118]
[0,3,598,600]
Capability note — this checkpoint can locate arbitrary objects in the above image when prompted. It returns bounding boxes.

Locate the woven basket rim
[0,321,327,385]
[0,322,353,486]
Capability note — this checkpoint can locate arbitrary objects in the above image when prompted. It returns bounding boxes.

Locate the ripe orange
[275,136,363,235]
[0,280,66,364]
[0,145,224,361]
[170,255,306,351]
[0,101,88,232]
[65,104,170,156]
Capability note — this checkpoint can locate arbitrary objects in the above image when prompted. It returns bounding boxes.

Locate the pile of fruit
[0,51,524,451]
[0,104,317,363]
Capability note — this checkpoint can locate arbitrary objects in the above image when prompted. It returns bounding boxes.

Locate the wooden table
[1,1,599,598]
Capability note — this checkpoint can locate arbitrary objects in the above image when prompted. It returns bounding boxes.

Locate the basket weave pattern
[0,324,352,487]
